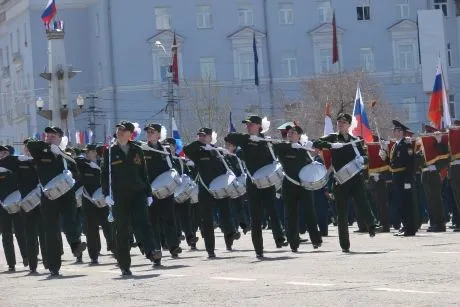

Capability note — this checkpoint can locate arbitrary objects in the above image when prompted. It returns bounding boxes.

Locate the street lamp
[36,97,44,111]
[155,40,167,55]
[36,94,85,121]
[76,95,85,108]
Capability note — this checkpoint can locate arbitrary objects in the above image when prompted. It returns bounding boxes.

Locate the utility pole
[87,94,98,140]
[166,66,175,135]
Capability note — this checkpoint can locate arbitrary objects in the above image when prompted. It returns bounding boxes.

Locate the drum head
[4,190,21,203]
[253,163,278,179]
[151,169,178,189]
[299,162,327,182]
[209,173,236,190]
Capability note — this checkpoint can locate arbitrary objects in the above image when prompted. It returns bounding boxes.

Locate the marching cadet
[17,139,47,273]
[141,123,182,260]
[379,120,417,236]
[101,121,162,275]
[226,116,288,259]
[183,127,240,258]
[0,145,28,272]
[75,144,113,264]
[272,124,323,252]
[314,113,381,252]
[450,120,460,231]
[26,126,87,276]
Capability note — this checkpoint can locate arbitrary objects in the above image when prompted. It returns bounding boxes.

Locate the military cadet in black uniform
[183,128,239,258]
[379,120,417,236]
[141,123,182,259]
[226,116,287,259]
[16,139,47,273]
[26,127,87,276]
[75,144,113,264]
[0,145,28,271]
[272,124,322,252]
[101,121,161,276]
[314,113,380,252]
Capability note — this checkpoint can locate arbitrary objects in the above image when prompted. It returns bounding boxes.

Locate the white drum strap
[332,139,362,175]
[215,150,233,175]
[267,142,278,162]
[242,160,255,183]
[197,173,213,195]
[284,173,301,186]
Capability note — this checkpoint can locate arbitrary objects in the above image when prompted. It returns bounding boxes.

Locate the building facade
[0,0,459,147]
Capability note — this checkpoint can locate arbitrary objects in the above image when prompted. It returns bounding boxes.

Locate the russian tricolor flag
[171,117,184,157]
[428,58,451,130]
[350,85,373,142]
[41,0,57,26]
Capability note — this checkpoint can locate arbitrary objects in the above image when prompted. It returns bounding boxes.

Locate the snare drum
[91,187,107,208]
[174,175,198,204]
[334,158,364,185]
[1,190,21,214]
[299,161,328,191]
[189,185,199,204]
[75,186,85,208]
[20,186,41,212]
[231,174,247,199]
[42,170,75,200]
[151,169,181,199]
[252,163,284,189]
[208,172,239,199]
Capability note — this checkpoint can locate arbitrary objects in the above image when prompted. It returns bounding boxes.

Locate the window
[200,57,216,80]
[396,0,410,19]
[196,5,213,29]
[318,0,332,23]
[282,54,297,77]
[155,7,171,30]
[356,0,371,21]
[319,48,337,74]
[237,7,253,26]
[447,43,452,67]
[24,22,27,47]
[360,47,375,72]
[239,51,255,80]
[0,49,3,67]
[279,3,294,25]
[449,95,456,118]
[402,97,417,123]
[16,28,20,52]
[434,0,448,17]
[158,56,171,82]
[95,13,100,37]
[5,46,9,64]
[397,44,415,70]
[9,33,13,52]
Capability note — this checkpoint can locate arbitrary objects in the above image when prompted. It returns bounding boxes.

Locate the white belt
[422,165,437,172]
[451,160,460,166]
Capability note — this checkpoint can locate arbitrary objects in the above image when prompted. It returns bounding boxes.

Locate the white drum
[334,158,364,185]
[20,186,41,212]
[1,190,21,214]
[208,172,240,199]
[189,185,199,204]
[151,169,181,199]
[252,163,284,189]
[174,175,198,204]
[299,161,328,191]
[91,187,107,208]
[75,186,85,208]
[231,174,247,199]
[42,170,75,200]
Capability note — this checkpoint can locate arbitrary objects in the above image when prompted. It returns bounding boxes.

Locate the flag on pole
[171,117,184,156]
[171,32,179,85]
[428,58,451,129]
[323,102,334,136]
[228,112,236,133]
[332,10,339,64]
[350,85,373,142]
[253,32,259,86]
[41,0,57,27]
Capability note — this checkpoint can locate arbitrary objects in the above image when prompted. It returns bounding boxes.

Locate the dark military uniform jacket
[183,141,226,186]
[76,157,101,196]
[15,156,40,197]
[273,143,313,182]
[224,149,244,177]
[386,138,414,183]
[101,141,152,198]
[225,133,275,175]
[140,142,171,182]
[0,156,19,201]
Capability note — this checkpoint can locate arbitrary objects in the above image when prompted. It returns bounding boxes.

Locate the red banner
[366,142,389,173]
[449,127,460,160]
[320,149,332,170]
[420,134,449,165]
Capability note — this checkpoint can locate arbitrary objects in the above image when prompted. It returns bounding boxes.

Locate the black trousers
[369,177,390,230]
[422,170,445,228]
[198,186,235,254]
[175,201,197,246]
[246,180,285,254]
[391,173,418,234]
[149,195,179,253]
[450,165,460,226]
[334,173,376,250]
[82,198,113,260]
[23,206,46,270]
[282,179,322,250]
[40,191,82,272]
[0,208,27,267]
[112,191,156,271]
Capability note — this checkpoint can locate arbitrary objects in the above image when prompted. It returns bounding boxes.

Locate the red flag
[332,11,339,64]
[171,32,179,85]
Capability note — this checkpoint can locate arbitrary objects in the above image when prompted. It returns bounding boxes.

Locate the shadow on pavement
[250,256,293,263]
[138,264,191,272]
[112,273,160,280]
[40,274,87,281]
[342,251,389,255]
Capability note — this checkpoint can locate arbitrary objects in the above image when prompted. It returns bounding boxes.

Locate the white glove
[202,144,214,151]
[356,156,364,165]
[0,167,11,173]
[50,144,62,155]
[147,197,153,206]
[291,143,302,149]
[434,133,442,143]
[331,143,344,149]
[105,196,114,206]
[379,149,387,161]
[218,147,230,155]
[372,174,380,182]
[87,161,100,170]
[249,135,263,142]
[302,141,313,150]
[404,183,411,190]
[186,160,195,167]
[17,155,33,161]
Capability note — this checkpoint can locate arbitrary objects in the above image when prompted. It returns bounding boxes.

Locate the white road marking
[432,252,460,254]
[285,282,334,287]
[211,277,256,281]
[374,288,439,294]
[161,274,187,277]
